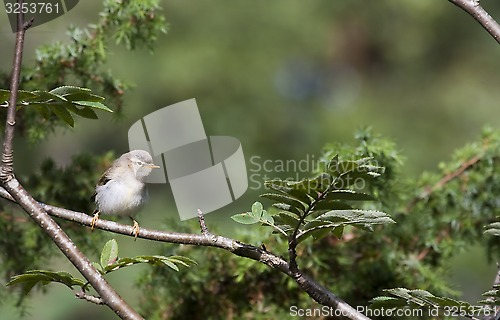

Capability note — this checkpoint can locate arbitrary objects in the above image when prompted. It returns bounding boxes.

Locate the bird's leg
[90,211,100,231]
[129,216,140,240]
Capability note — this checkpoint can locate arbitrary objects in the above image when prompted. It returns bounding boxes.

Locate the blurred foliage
[1,0,500,320]
[0,86,113,127]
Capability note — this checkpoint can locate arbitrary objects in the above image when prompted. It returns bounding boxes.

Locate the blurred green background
[1,0,500,319]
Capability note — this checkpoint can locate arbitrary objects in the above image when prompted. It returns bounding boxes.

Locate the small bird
[90,150,160,238]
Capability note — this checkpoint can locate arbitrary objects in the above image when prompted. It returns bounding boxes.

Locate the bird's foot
[90,211,100,231]
[131,218,140,240]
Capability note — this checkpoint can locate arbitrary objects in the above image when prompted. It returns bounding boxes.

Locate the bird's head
[128,150,160,181]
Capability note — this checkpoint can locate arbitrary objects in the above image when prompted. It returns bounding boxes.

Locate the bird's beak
[146,164,161,169]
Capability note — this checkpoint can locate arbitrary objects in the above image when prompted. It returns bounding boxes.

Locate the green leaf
[231,213,260,224]
[64,92,105,103]
[49,85,92,96]
[260,193,307,211]
[0,89,38,103]
[162,260,179,271]
[297,220,336,243]
[294,173,332,195]
[32,90,67,102]
[74,100,113,112]
[100,239,119,268]
[274,212,301,229]
[92,262,104,274]
[7,270,86,296]
[251,202,264,219]
[311,200,353,211]
[165,256,197,268]
[317,210,395,230]
[485,222,500,236]
[324,190,374,201]
[264,179,312,205]
[103,255,195,273]
[261,209,274,224]
[67,105,99,119]
[331,225,344,238]
[369,296,408,308]
[49,105,75,127]
[373,288,473,312]
[271,202,304,217]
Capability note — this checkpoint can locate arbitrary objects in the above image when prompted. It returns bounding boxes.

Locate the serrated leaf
[74,100,113,112]
[166,256,197,268]
[264,179,312,205]
[162,260,179,271]
[260,193,307,211]
[313,200,353,211]
[71,106,99,119]
[32,90,67,102]
[274,212,301,229]
[100,239,119,268]
[426,296,469,307]
[64,92,105,103]
[272,202,304,217]
[370,296,408,308]
[231,213,260,224]
[324,190,374,201]
[103,254,195,273]
[0,89,38,104]
[485,222,500,236]
[482,289,499,297]
[377,288,471,310]
[333,165,382,189]
[49,85,91,95]
[297,220,335,243]
[318,210,395,227]
[298,173,333,195]
[7,270,86,296]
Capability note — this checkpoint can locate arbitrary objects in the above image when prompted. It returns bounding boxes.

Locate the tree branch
[0,187,369,320]
[0,4,142,319]
[405,154,481,213]
[449,0,500,44]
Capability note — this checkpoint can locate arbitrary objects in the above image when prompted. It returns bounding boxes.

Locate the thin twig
[405,155,481,213]
[197,208,209,236]
[0,187,369,320]
[0,3,142,319]
[75,290,104,305]
[449,0,500,44]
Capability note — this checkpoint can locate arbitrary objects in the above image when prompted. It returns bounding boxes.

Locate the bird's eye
[136,161,143,166]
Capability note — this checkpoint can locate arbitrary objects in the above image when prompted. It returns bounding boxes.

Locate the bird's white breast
[95,175,147,216]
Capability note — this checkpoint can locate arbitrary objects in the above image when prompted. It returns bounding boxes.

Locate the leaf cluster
[0,0,167,142]
[0,86,112,127]
[233,154,394,251]
[6,239,194,298]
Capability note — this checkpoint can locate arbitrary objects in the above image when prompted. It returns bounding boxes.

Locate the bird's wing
[90,170,112,202]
